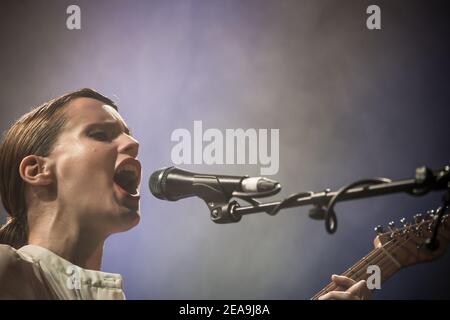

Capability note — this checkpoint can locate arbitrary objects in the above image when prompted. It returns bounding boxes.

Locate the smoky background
[0,0,449,298]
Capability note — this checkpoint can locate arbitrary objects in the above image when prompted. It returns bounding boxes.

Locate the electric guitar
[311,211,450,299]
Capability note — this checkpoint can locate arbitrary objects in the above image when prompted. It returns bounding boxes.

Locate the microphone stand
[203,166,449,246]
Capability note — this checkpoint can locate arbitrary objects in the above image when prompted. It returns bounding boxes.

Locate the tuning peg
[413,213,423,223]
[388,221,396,231]
[414,225,423,236]
[374,225,384,234]
[398,218,408,235]
[426,209,436,218]
[400,217,407,226]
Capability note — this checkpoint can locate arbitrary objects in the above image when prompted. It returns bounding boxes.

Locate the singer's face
[47,97,141,235]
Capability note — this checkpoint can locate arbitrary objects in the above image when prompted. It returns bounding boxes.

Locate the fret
[311,212,449,300]
[311,243,401,300]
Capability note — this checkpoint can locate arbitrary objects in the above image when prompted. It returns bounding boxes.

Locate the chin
[121,209,141,230]
[109,208,141,234]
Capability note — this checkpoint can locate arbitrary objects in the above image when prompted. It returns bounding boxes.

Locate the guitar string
[311,232,421,299]
[311,244,393,299]
[312,236,405,299]
[333,219,450,297]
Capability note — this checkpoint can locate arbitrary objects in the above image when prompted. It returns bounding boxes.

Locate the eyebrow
[85,120,132,136]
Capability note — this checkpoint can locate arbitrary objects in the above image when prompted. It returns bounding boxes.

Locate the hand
[318,275,372,300]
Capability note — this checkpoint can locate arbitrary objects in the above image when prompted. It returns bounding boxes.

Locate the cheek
[55,143,117,192]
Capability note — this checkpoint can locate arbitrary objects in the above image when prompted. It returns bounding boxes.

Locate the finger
[318,291,359,300]
[347,280,372,300]
[331,275,357,289]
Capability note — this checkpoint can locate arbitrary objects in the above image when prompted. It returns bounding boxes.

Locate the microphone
[149,166,280,201]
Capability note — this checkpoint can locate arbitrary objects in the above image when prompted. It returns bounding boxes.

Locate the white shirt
[0,244,126,300]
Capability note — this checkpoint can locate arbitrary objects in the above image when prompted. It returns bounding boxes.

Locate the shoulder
[0,244,22,275]
[0,245,24,298]
[0,244,44,299]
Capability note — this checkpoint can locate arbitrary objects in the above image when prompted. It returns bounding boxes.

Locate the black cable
[238,192,318,219]
[267,191,314,216]
[323,178,392,234]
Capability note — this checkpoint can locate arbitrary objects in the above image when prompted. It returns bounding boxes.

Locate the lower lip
[113,182,141,206]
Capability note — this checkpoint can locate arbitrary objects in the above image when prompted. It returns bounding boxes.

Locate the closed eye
[84,121,131,142]
[89,130,111,141]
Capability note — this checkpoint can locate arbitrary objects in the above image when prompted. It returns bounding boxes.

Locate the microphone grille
[149,167,170,199]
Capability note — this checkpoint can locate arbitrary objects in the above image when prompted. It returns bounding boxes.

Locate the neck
[27,208,106,270]
[311,241,402,300]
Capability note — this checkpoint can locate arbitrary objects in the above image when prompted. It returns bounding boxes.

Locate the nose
[118,133,140,158]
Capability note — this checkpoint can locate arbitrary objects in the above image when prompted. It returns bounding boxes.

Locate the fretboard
[311,244,402,300]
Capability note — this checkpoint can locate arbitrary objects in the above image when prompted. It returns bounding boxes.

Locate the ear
[19,155,53,186]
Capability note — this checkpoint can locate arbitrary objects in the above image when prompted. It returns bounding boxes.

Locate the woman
[0,88,368,300]
[0,89,140,299]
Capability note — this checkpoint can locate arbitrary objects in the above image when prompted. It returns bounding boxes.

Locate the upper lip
[114,158,142,189]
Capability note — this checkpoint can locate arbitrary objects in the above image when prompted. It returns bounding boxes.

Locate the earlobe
[19,155,53,186]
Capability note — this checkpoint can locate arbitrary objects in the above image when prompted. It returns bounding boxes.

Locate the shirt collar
[18,244,124,290]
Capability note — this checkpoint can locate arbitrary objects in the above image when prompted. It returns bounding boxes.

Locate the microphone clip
[196,178,281,224]
[193,182,242,223]
[208,200,242,224]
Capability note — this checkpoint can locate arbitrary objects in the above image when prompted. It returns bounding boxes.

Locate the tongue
[114,172,136,195]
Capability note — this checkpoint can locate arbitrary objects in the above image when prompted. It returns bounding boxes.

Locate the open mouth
[113,158,141,196]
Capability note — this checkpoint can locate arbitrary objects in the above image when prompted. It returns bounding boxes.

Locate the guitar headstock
[373,210,450,268]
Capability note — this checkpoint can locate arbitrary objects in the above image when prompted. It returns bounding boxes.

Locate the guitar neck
[311,211,450,300]
[311,245,402,300]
